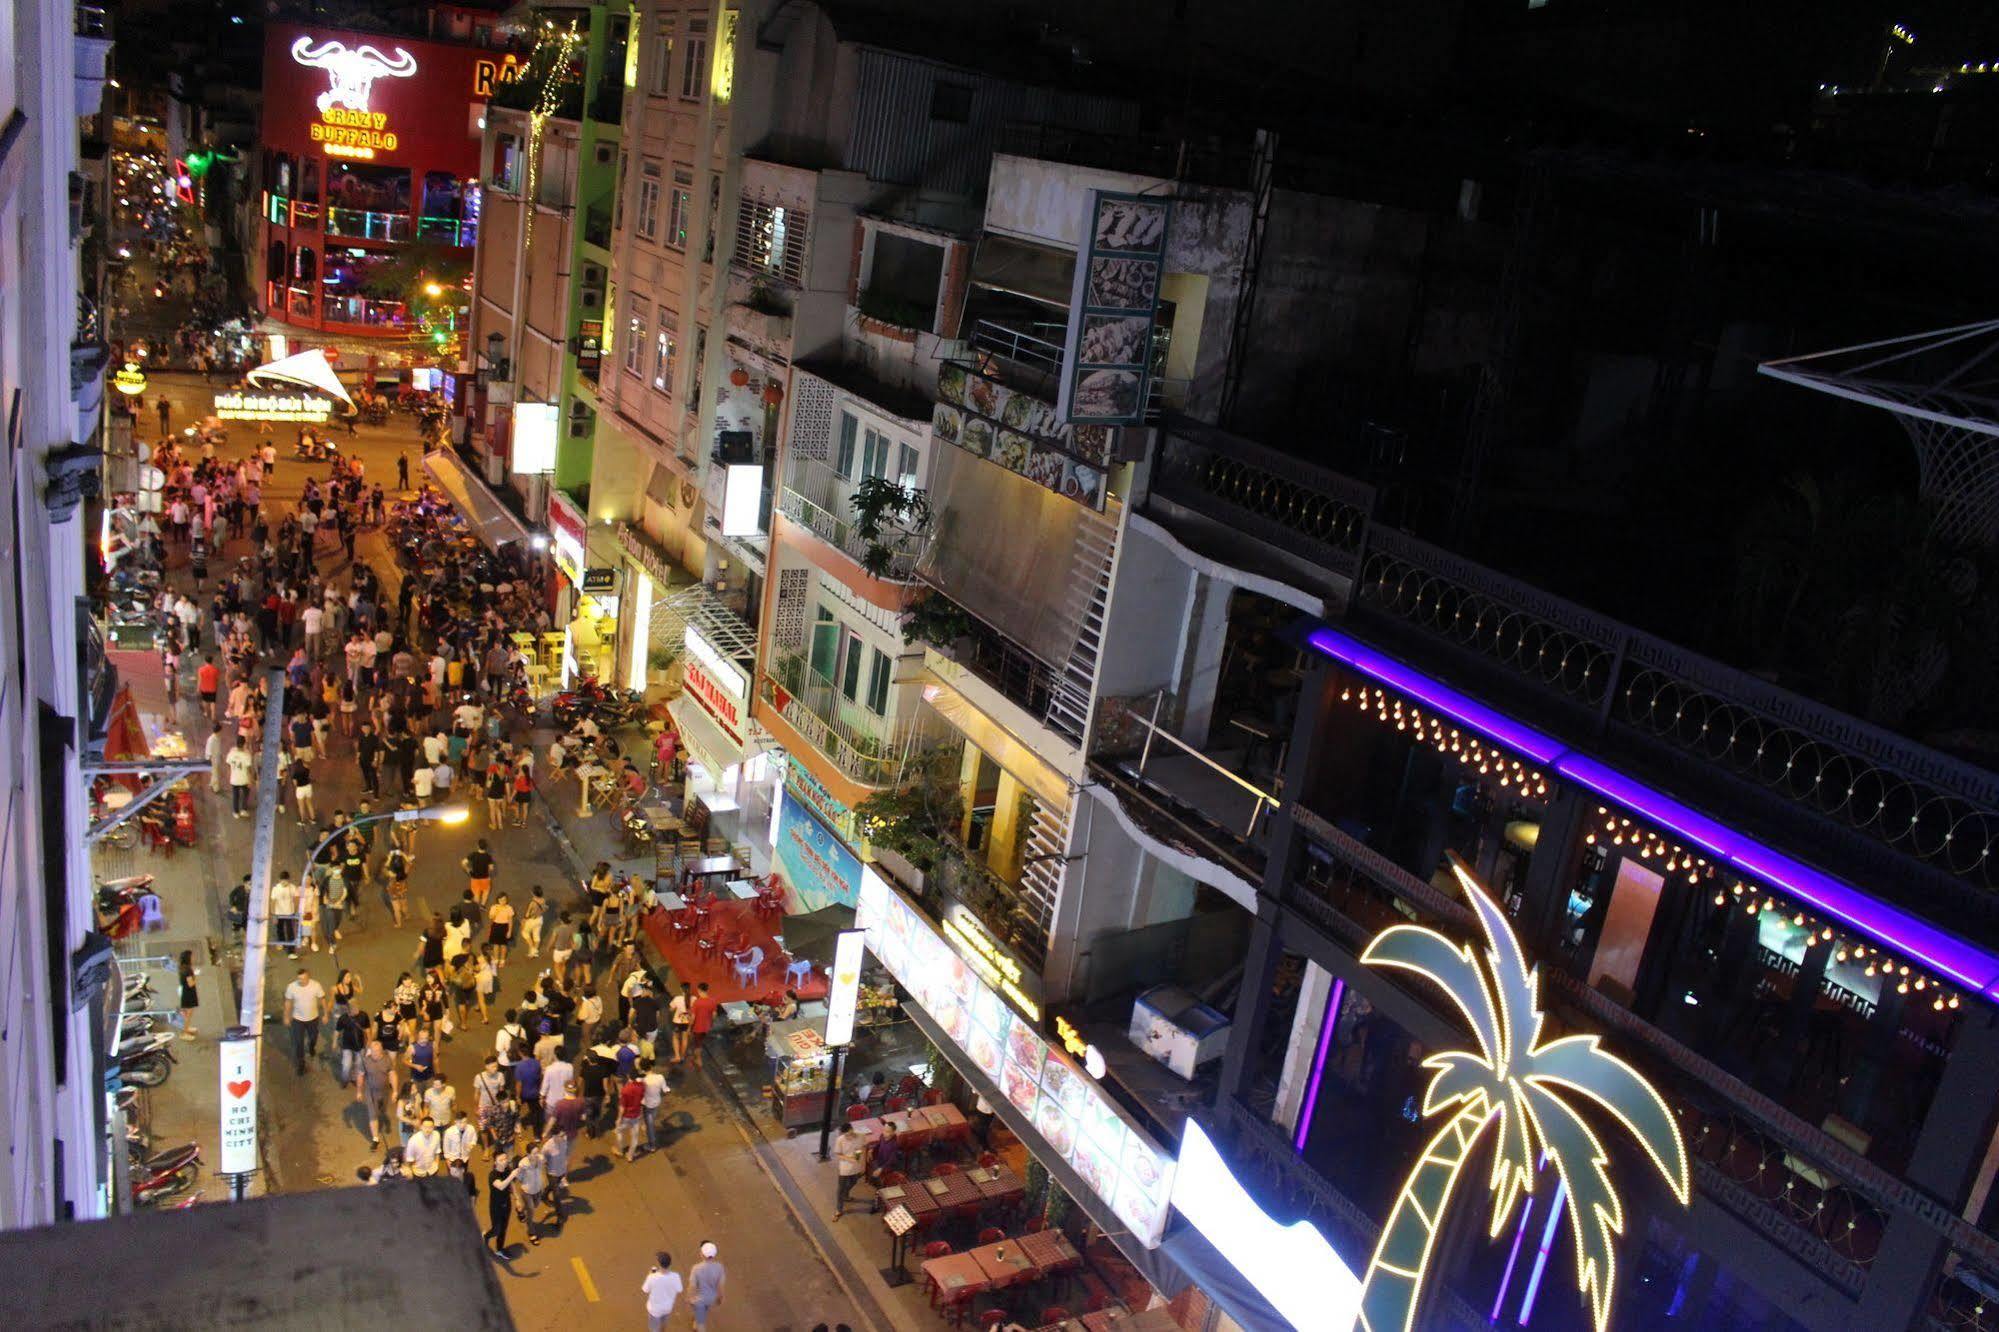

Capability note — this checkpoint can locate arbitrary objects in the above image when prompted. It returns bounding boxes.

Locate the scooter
[121,972,156,1006]
[131,1147,200,1206]
[128,1139,201,1176]
[115,1039,176,1088]
[117,1012,159,1046]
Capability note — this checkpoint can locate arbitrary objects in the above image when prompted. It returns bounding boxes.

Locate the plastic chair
[138,893,166,931]
[728,943,765,988]
[922,1088,946,1106]
[978,1226,1005,1245]
[1040,1309,1072,1325]
[1023,1216,1047,1233]
[845,1103,870,1123]
[921,1240,953,1258]
[898,1074,924,1098]
[932,1162,959,1176]
[784,954,814,988]
[879,1169,907,1188]
[885,1095,909,1113]
[977,1311,1010,1330]
[978,1151,1000,1169]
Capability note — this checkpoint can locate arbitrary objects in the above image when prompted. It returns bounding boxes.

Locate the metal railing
[927,611,1063,726]
[1150,425,1374,578]
[327,207,410,243]
[416,215,477,246]
[969,318,1066,375]
[776,457,924,582]
[762,649,915,787]
[75,4,109,37]
[1095,689,1280,840]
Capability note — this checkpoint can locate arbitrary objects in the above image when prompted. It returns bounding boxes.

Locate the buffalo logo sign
[290,37,418,117]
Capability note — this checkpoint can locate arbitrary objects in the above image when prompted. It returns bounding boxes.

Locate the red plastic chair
[669,909,695,941]
[921,1240,953,1258]
[977,1311,1010,1330]
[1023,1216,1047,1233]
[977,1151,1000,1168]
[921,1088,946,1106]
[932,1162,959,1176]
[845,1103,870,1123]
[978,1226,1005,1245]
[884,1095,909,1113]
[879,1169,907,1188]
[898,1074,924,1098]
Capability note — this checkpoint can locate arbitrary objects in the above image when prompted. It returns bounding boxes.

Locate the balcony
[777,456,924,582]
[920,608,1064,731]
[327,207,410,243]
[74,5,113,120]
[416,215,477,247]
[71,339,108,441]
[761,648,921,788]
[582,201,611,252]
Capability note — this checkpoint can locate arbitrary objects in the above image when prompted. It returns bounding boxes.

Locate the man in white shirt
[641,1252,684,1332]
[226,739,255,818]
[300,603,324,659]
[495,1013,527,1059]
[422,731,447,768]
[412,763,435,802]
[425,1074,457,1126]
[283,967,326,1076]
[541,1052,575,1110]
[641,1059,670,1148]
[269,876,298,955]
[453,699,483,732]
[442,1111,477,1172]
[404,1117,442,1176]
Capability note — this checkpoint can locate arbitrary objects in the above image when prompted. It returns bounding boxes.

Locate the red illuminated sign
[684,658,744,744]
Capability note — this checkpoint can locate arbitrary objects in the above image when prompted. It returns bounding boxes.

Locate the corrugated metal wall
[843,48,1138,196]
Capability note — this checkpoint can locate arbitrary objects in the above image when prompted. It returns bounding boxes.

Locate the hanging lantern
[729,366,750,387]
[764,383,784,406]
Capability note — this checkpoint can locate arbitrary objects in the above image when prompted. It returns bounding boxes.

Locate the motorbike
[129,1139,201,1175]
[115,1039,176,1088]
[293,435,339,462]
[120,970,156,1006]
[98,874,156,916]
[131,1146,201,1206]
[117,1012,159,1046]
[553,679,643,729]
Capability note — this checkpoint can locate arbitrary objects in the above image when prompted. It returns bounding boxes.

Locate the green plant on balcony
[857,286,932,332]
[849,478,931,579]
[745,281,789,317]
[903,590,974,650]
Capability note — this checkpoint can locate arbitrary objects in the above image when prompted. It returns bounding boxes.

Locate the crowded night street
[104,366,863,1330]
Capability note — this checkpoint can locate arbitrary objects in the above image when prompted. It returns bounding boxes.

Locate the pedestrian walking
[642,1252,684,1332]
[689,1243,726,1332]
[283,967,326,1075]
[521,885,547,957]
[615,1073,647,1160]
[355,1035,398,1148]
[486,1151,516,1254]
[176,949,200,1041]
[226,737,254,817]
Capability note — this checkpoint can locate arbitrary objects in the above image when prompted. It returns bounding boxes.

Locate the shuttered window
[734,197,809,285]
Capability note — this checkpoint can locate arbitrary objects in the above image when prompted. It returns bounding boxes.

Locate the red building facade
[258,21,503,338]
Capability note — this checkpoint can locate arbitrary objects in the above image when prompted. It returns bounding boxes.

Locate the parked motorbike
[115,1040,176,1088]
[128,1140,200,1175]
[120,970,156,1007]
[553,679,643,728]
[131,1146,200,1206]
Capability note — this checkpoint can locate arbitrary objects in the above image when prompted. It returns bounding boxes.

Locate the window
[624,311,644,374]
[635,160,662,240]
[703,174,720,263]
[668,169,692,250]
[651,22,675,95]
[809,606,838,682]
[929,82,973,123]
[680,19,708,99]
[652,310,676,394]
[492,134,523,193]
[861,428,891,482]
[834,412,858,479]
[896,442,920,489]
[865,648,892,715]
[735,197,809,284]
[839,628,864,702]
[614,152,628,230]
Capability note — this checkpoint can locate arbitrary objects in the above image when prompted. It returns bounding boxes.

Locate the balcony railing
[777,457,924,582]
[1150,425,1374,578]
[970,317,1066,377]
[417,215,477,247]
[923,610,1063,728]
[327,207,410,243]
[762,648,915,787]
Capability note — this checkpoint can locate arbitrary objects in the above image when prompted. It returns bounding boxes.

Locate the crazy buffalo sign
[262,22,496,173]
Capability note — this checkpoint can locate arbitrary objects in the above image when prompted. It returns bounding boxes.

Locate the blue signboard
[773,788,864,913]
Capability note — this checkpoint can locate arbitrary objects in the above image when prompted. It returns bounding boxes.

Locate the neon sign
[472,53,523,98]
[213,392,334,423]
[292,37,417,160]
[1354,864,1689,1332]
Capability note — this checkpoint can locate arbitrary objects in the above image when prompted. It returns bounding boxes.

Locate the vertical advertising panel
[824,929,866,1047]
[218,1033,260,1177]
[1057,190,1171,426]
[772,795,864,911]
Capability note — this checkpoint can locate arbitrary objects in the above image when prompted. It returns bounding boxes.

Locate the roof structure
[247,348,356,409]
[1758,318,1999,545]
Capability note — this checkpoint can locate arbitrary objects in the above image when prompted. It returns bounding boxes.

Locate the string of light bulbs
[520,20,583,254]
[1338,682,1552,801]
[1587,807,1963,1014]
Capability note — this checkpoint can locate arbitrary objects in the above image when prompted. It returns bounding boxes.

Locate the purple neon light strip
[1490,1195,1537,1322]
[1307,626,1999,999]
[1293,977,1344,1153]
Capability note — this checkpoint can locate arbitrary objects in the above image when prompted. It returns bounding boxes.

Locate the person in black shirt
[357,723,381,796]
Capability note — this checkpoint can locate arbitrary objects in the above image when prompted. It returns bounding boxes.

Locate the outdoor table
[1016,1228,1080,1272]
[967,1164,1027,1205]
[972,1239,1036,1286]
[921,1170,985,1213]
[920,1251,988,1301]
[725,878,760,900]
[878,1181,940,1220]
[720,1001,757,1028]
[654,890,686,912]
[682,854,737,890]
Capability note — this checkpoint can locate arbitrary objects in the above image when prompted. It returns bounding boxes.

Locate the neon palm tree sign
[1355,864,1691,1332]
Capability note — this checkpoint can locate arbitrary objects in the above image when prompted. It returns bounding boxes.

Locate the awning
[668,694,744,776]
[420,450,530,549]
[245,348,355,409]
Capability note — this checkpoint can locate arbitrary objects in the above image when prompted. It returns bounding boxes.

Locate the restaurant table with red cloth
[921,1251,988,1299]
[876,1180,941,1223]
[920,1169,986,1213]
[972,1240,1036,1285]
[966,1164,1026,1205]
[1014,1228,1081,1273]
[854,1102,969,1149]
[921,1234,1076,1303]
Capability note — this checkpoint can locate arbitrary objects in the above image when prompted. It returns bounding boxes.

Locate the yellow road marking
[571,1256,601,1303]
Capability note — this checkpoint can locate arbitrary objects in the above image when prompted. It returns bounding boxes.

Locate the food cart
[765,1016,834,1131]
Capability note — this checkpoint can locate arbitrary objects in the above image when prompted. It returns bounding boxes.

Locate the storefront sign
[683,624,749,743]
[773,797,864,912]
[1173,1120,1359,1332]
[213,391,334,423]
[513,401,558,475]
[934,362,1113,511]
[943,902,1040,1022]
[548,489,586,584]
[581,567,618,593]
[112,364,148,396]
[1058,191,1172,427]
[615,520,678,590]
[471,53,524,98]
[218,1032,259,1176]
[720,463,764,537]
[857,866,1175,1247]
[782,755,859,843]
[824,929,866,1047]
[291,37,418,158]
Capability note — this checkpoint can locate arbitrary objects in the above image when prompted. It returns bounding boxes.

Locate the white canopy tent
[244,348,356,410]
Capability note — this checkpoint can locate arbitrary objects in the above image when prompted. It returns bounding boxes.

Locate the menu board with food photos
[934,361,1115,511]
[856,867,1174,1247]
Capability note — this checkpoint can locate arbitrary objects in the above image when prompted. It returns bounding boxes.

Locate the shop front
[549,490,616,687]
[667,616,778,859]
